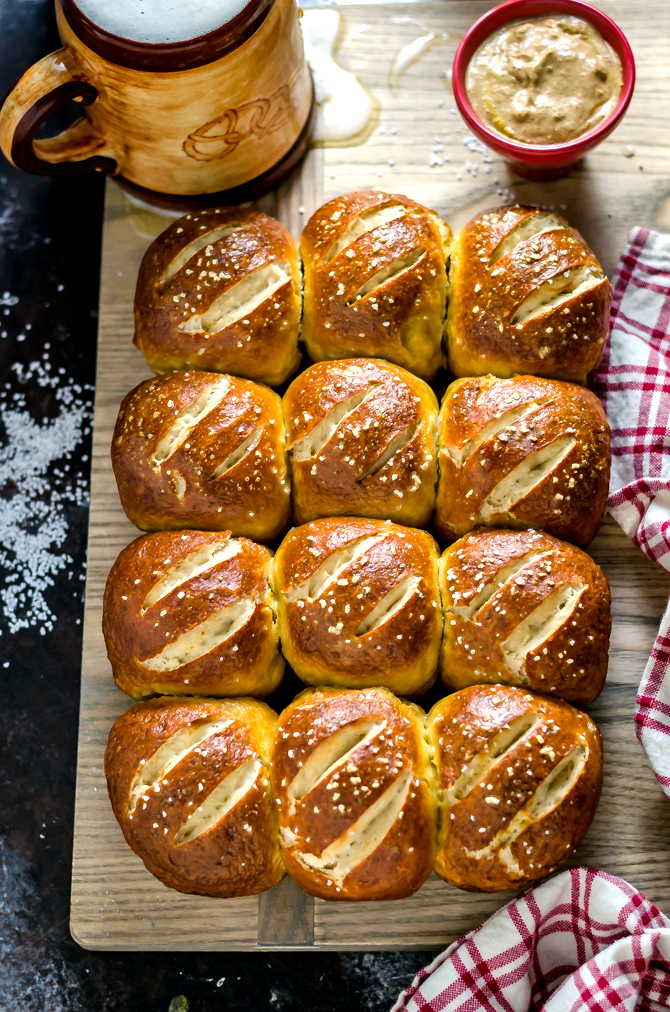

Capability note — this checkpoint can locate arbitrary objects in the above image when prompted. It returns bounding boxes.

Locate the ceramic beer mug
[0,0,314,208]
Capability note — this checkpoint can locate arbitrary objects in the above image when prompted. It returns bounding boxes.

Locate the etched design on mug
[184,70,301,162]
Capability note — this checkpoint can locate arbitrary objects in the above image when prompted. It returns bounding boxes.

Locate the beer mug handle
[0,49,118,176]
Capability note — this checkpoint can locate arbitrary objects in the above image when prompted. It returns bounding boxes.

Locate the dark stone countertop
[0,2,435,1009]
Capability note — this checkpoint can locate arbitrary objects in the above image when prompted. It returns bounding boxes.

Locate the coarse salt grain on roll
[446,205,611,384]
[284,357,438,527]
[105,696,285,897]
[435,374,610,547]
[111,370,291,542]
[274,517,443,696]
[134,207,301,387]
[301,190,451,381]
[102,530,283,700]
[270,686,435,900]
[439,529,611,705]
[428,685,602,892]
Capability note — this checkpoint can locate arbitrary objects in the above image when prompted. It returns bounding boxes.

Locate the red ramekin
[452,0,636,180]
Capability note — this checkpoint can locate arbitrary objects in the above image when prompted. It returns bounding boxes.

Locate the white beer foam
[76,0,249,45]
[301,9,373,142]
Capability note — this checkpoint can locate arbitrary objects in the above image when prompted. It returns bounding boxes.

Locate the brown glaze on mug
[0,0,314,208]
[60,0,275,72]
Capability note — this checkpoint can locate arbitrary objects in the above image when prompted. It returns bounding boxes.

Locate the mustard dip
[465,15,623,145]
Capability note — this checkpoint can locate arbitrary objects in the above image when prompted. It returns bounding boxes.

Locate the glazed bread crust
[301,190,451,381]
[102,530,284,700]
[270,686,435,900]
[134,207,301,386]
[111,371,291,541]
[274,517,443,696]
[439,529,611,705]
[284,358,439,527]
[435,375,611,547]
[446,205,612,384]
[105,696,285,897]
[428,685,602,892]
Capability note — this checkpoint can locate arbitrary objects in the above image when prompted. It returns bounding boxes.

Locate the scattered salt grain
[0,358,91,634]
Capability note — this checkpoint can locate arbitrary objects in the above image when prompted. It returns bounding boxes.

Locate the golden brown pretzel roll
[446,205,612,384]
[274,518,443,696]
[102,530,283,700]
[428,685,602,892]
[270,686,435,900]
[435,375,611,547]
[284,358,438,527]
[111,371,291,541]
[301,190,451,381]
[134,207,301,386]
[105,696,284,897]
[439,530,611,705]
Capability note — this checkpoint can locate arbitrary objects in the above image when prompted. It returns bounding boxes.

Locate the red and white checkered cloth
[391,868,670,1012]
[592,227,670,794]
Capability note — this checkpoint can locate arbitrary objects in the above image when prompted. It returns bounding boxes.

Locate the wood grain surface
[71,0,670,951]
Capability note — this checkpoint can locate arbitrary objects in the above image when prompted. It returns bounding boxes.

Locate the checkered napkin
[391,868,670,1012]
[592,227,670,794]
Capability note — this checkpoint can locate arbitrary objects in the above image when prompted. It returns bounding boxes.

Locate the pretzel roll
[274,518,443,696]
[271,686,435,900]
[284,358,438,526]
[301,190,451,381]
[134,207,301,386]
[439,530,611,705]
[428,685,602,892]
[111,371,291,541]
[105,696,284,897]
[103,530,283,700]
[435,375,610,547]
[446,205,612,384]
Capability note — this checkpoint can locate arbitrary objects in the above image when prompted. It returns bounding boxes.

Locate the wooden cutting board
[71,0,670,951]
